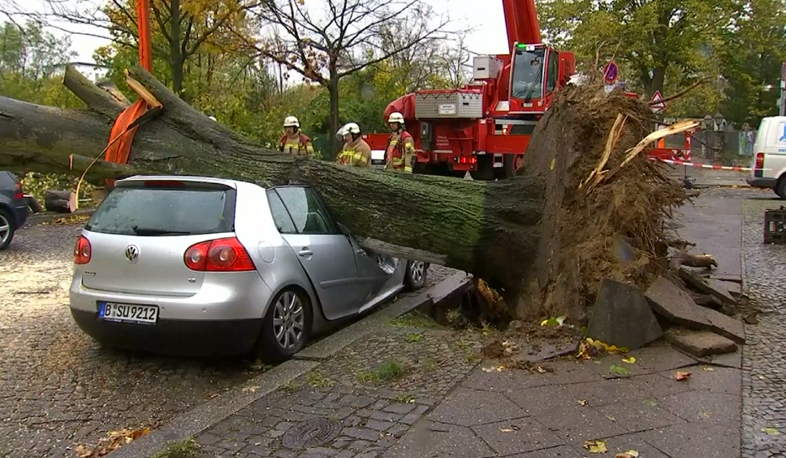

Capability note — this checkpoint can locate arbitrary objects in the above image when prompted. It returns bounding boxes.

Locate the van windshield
[85,185,235,236]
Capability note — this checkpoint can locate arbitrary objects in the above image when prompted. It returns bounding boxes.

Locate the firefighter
[385,112,414,172]
[336,123,371,167]
[279,116,314,156]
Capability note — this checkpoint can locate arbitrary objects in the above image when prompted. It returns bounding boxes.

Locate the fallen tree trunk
[0,66,686,321]
[44,190,76,213]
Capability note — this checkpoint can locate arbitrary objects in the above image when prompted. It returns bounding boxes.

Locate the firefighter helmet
[388,112,405,124]
[283,116,300,128]
[344,122,361,135]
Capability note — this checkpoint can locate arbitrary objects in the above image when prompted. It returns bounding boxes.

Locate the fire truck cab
[365,0,575,179]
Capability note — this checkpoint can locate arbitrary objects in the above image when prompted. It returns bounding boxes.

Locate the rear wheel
[776,177,786,199]
[0,209,15,250]
[472,154,494,180]
[496,154,525,179]
[255,288,312,364]
[405,260,429,291]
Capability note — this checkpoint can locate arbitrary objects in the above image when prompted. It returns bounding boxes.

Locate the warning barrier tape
[650,157,758,172]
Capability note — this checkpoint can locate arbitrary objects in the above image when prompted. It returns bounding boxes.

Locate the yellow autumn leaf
[622,356,636,364]
[616,451,640,458]
[583,439,607,453]
[762,427,781,435]
[578,399,588,406]
[550,158,556,170]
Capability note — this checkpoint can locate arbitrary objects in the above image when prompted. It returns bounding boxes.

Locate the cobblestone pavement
[741,190,786,458]
[0,222,448,458]
[196,319,486,458]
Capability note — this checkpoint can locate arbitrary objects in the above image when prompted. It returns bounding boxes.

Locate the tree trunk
[0,66,682,322]
[169,0,184,96]
[328,68,340,160]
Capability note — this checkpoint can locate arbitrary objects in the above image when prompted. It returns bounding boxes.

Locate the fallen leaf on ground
[242,385,260,393]
[622,356,636,364]
[616,451,640,458]
[609,364,630,376]
[699,411,711,419]
[540,316,567,327]
[535,365,548,373]
[643,399,658,407]
[481,366,506,373]
[762,427,781,435]
[605,414,616,422]
[702,366,715,371]
[499,425,520,433]
[674,371,691,381]
[76,427,152,457]
[583,439,608,453]
[578,399,589,406]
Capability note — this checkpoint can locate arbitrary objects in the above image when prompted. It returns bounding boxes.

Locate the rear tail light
[74,236,91,264]
[13,183,23,200]
[184,237,255,272]
[755,153,765,169]
[755,153,765,178]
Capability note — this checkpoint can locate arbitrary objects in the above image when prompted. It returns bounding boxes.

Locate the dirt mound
[517,83,686,323]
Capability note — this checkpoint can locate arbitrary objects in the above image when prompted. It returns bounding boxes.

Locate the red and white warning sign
[650,91,666,113]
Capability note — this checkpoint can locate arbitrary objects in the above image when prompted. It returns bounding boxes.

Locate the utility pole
[781,62,786,116]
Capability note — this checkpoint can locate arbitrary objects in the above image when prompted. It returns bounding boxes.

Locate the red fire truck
[365,0,576,179]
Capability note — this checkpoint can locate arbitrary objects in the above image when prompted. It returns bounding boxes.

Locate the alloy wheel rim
[273,291,304,350]
[0,214,10,245]
[410,261,425,284]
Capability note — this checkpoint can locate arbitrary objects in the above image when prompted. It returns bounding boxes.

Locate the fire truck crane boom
[502,0,542,49]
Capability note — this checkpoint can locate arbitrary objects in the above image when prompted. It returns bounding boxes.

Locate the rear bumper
[70,308,262,356]
[12,202,27,228]
[747,177,777,189]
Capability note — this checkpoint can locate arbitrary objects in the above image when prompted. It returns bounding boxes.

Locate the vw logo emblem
[125,245,140,263]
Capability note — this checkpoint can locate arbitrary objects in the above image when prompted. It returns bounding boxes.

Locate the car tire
[0,209,15,251]
[254,288,313,364]
[776,177,786,199]
[405,260,429,291]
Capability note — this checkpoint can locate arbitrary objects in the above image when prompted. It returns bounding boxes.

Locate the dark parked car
[0,171,29,250]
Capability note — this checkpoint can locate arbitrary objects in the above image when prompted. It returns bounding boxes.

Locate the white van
[747,116,786,198]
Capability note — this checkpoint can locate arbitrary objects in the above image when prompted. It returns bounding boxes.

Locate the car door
[269,186,363,320]
[341,229,398,305]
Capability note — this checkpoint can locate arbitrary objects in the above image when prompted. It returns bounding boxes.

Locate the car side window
[266,190,297,234]
[546,51,559,94]
[274,187,338,235]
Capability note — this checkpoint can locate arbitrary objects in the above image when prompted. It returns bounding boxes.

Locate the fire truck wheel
[473,155,494,180]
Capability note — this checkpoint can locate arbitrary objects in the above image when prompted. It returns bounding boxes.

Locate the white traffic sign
[650,90,666,113]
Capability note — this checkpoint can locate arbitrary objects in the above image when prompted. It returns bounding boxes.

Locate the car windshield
[511,47,545,101]
[85,184,235,236]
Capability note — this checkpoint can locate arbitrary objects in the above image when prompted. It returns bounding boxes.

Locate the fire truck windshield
[511,47,545,101]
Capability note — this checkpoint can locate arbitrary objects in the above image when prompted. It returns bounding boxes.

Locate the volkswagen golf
[69,176,428,362]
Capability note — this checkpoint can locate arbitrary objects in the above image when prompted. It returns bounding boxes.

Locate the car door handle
[355,248,366,256]
[298,248,313,257]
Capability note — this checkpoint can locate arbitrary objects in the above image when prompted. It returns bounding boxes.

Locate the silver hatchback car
[69,176,428,362]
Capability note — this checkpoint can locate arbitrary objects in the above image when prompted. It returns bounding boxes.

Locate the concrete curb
[24,208,95,226]
[108,270,472,458]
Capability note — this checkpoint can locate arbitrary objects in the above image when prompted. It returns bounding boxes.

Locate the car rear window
[0,172,18,188]
[85,184,235,236]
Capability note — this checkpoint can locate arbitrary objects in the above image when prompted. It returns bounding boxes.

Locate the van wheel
[776,178,786,199]
[254,289,312,364]
[0,209,15,251]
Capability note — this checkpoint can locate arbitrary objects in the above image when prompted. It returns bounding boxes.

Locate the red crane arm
[501,0,542,50]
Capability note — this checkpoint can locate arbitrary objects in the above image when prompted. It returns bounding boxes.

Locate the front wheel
[776,177,786,199]
[405,260,429,291]
[254,288,312,364]
[0,209,15,250]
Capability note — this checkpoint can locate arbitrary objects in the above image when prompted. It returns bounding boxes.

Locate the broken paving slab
[586,279,664,350]
[645,276,745,344]
[665,328,737,358]
[678,268,737,305]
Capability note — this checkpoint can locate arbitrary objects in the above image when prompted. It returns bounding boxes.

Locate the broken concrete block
[586,279,663,350]
[666,329,737,357]
[694,294,723,310]
[646,276,711,328]
[645,277,746,344]
[679,268,737,305]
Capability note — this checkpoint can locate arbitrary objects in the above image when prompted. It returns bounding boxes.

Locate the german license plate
[98,302,158,325]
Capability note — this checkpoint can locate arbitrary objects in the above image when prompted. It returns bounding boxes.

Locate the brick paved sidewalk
[189,321,742,458]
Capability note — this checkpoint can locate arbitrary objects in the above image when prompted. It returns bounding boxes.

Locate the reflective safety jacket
[280,133,314,156]
[385,130,414,172]
[337,139,371,167]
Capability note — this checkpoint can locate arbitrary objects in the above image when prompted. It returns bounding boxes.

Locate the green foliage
[152,438,202,458]
[0,21,82,108]
[20,173,95,206]
[356,360,406,384]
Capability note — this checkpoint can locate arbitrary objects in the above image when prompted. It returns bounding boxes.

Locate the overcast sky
[4,0,510,62]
